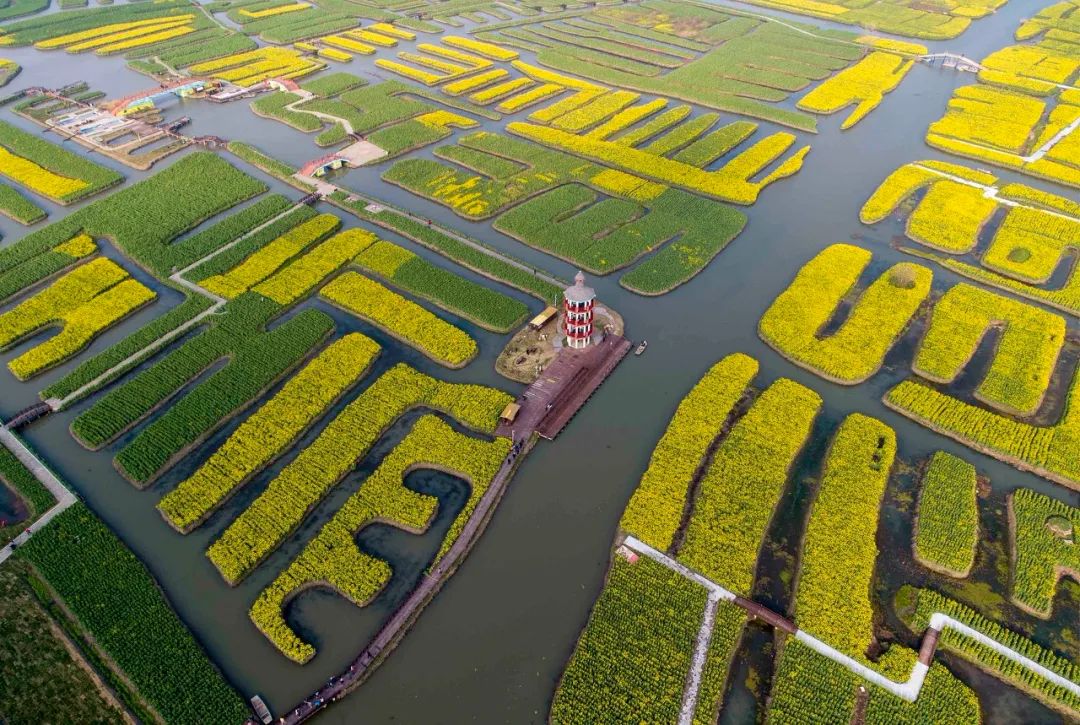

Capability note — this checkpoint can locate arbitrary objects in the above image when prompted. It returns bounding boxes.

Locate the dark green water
[0,1,1077,722]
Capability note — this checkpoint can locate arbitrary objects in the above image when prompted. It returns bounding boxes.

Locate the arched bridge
[5,401,53,431]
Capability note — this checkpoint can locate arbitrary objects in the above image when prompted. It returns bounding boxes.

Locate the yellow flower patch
[620,353,760,550]
[157,333,381,532]
[318,47,351,63]
[374,58,442,86]
[914,283,1064,415]
[497,84,563,113]
[34,14,193,49]
[209,363,509,588]
[54,233,97,258]
[0,258,155,380]
[442,68,509,95]
[250,414,510,662]
[200,214,340,299]
[239,2,309,19]
[368,22,414,40]
[320,271,477,367]
[95,25,194,55]
[442,35,518,61]
[797,52,914,129]
[507,121,808,205]
[759,244,931,383]
[590,168,665,203]
[252,228,375,306]
[469,77,532,104]
[321,35,375,55]
[0,145,88,201]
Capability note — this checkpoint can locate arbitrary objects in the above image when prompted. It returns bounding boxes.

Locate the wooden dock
[497,334,632,441]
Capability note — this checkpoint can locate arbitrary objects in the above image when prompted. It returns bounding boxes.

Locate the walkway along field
[620,536,1080,722]
[0,428,77,566]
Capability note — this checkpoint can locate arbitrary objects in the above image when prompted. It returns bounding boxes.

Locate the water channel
[0,0,1077,721]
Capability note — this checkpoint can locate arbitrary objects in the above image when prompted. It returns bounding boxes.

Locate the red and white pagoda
[563,271,596,349]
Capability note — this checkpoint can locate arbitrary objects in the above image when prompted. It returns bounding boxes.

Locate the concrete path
[284,89,355,134]
[1025,114,1080,161]
[0,427,77,565]
[678,590,722,725]
[49,203,306,410]
[928,115,1080,165]
[621,536,1079,708]
[915,162,1080,222]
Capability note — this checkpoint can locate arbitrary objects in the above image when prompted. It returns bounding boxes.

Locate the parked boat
[635,340,648,356]
[250,695,272,724]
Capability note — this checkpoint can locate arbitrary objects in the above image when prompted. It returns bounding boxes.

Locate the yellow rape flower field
[35,14,194,51]
[0,146,87,201]
[797,52,915,129]
[0,258,154,380]
[239,2,310,19]
[320,271,477,368]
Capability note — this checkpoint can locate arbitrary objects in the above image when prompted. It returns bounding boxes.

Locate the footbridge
[919,53,984,72]
[4,402,52,431]
[108,78,219,116]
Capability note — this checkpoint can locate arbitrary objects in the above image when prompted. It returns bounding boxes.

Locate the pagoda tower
[563,271,596,349]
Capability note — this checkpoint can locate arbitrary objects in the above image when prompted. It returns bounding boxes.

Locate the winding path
[621,536,1080,709]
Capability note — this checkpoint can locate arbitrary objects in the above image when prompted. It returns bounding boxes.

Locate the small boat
[250,695,272,724]
[635,340,648,356]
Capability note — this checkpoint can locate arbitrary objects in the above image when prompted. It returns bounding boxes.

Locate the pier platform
[497,334,631,441]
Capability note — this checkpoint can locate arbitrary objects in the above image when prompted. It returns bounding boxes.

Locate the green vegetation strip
[330,190,563,304]
[40,294,214,403]
[356,240,528,333]
[0,566,123,724]
[17,503,250,725]
[550,555,707,724]
[0,183,45,224]
[69,294,332,482]
[0,152,267,280]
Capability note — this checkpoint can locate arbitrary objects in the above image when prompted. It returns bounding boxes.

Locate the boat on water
[250,695,272,724]
[635,340,648,356]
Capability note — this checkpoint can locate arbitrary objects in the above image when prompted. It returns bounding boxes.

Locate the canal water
[0,0,1077,722]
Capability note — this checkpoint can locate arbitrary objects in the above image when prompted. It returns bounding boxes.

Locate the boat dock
[497,334,631,441]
